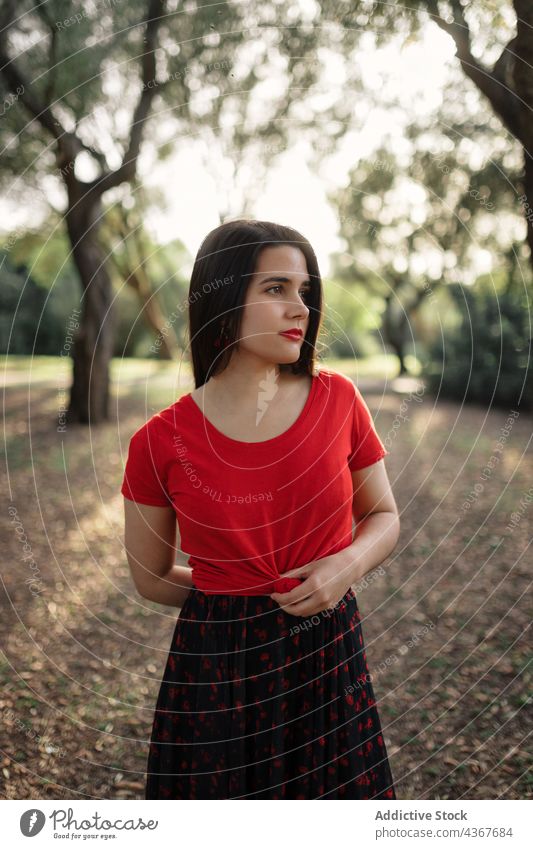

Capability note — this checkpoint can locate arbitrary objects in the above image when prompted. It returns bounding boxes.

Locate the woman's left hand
[270,551,358,617]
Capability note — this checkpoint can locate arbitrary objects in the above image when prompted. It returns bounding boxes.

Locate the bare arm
[123,498,193,608]
[342,459,400,584]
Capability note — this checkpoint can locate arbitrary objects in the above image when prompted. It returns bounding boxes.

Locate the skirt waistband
[191,575,304,596]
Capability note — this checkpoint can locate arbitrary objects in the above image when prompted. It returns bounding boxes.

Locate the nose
[286,292,310,321]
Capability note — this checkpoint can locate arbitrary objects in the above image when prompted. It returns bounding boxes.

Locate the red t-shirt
[121,368,389,595]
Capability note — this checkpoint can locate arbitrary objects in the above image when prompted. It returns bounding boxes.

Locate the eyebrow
[258,275,312,286]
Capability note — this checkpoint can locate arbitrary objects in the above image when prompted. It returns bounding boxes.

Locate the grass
[2,352,410,383]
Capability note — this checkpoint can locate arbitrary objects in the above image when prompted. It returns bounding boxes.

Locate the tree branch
[32,1,109,171]
[0,1,87,173]
[85,0,166,199]
[0,35,108,173]
[33,1,58,107]
[71,125,110,171]
[1,0,164,190]
[425,0,522,142]
[0,10,63,142]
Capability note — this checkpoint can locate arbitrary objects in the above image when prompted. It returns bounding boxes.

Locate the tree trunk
[397,349,408,376]
[64,198,115,424]
[383,294,409,376]
[0,0,167,425]
[513,1,533,265]
[126,264,180,360]
[103,208,180,361]
[391,343,408,376]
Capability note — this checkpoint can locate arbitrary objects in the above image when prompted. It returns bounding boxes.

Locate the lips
[279,330,303,340]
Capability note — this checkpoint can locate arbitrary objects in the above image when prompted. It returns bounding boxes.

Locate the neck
[209,357,288,402]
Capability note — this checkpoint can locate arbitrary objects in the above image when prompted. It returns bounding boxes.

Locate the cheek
[240,300,278,335]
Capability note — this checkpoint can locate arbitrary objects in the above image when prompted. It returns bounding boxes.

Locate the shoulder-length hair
[187,218,324,388]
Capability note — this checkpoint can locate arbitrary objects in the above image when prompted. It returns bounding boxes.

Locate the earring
[214,320,229,348]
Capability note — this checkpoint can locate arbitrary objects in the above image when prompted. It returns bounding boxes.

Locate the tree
[418,0,533,261]
[100,194,181,361]
[0,0,172,422]
[314,1,533,269]
[423,279,532,410]
[329,121,524,374]
[0,0,325,422]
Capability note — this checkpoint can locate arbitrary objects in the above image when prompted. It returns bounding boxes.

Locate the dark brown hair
[188,218,324,387]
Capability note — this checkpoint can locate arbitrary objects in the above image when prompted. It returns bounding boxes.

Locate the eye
[266,285,312,301]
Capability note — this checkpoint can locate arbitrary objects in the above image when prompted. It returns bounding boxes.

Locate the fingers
[271,591,324,618]
[271,590,340,618]
[272,600,307,616]
[271,586,311,606]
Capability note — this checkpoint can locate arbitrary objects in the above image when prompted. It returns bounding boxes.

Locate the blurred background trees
[1,0,531,417]
[0,0,325,421]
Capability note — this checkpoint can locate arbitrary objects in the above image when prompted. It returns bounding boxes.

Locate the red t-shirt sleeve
[348,382,389,471]
[121,421,171,506]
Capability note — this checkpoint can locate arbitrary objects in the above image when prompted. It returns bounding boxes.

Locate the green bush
[421,282,532,410]
[0,258,66,355]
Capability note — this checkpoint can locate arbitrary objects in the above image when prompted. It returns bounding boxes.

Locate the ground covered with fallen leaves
[1,357,531,800]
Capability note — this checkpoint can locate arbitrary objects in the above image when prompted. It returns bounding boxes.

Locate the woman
[121,218,400,799]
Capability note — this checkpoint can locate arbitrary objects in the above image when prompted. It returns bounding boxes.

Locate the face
[235,245,312,365]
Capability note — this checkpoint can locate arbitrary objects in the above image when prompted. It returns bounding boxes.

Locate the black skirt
[145,586,397,799]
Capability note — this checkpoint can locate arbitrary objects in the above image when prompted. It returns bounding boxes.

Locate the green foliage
[0,0,325,200]
[321,273,386,358]
[0,228,191,357]
[113,287,150,358]
[0,255,63,355]
[7,228,74,290]
[421,281,532,410]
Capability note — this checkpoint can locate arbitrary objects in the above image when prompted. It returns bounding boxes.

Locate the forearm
[141,563,194,608]
[341,511,400,585]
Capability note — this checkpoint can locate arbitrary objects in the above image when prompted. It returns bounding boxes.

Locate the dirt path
[1,375,531,800]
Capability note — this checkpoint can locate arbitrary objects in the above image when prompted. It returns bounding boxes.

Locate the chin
[273,349,301,364]
[243,340,302,365]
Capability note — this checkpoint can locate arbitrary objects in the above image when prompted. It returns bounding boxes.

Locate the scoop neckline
[183,371,320,448]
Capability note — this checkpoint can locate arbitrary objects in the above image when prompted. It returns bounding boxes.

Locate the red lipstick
[279,328,303,340]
